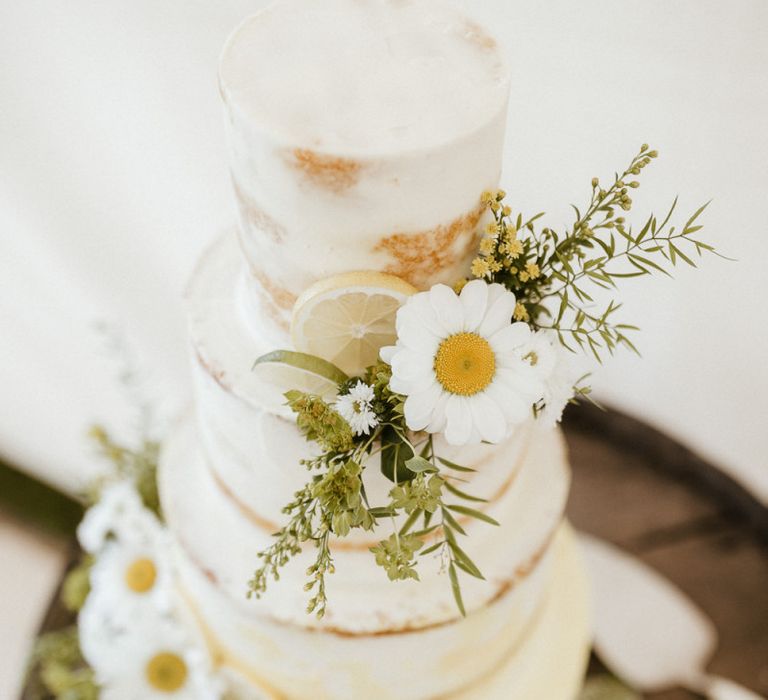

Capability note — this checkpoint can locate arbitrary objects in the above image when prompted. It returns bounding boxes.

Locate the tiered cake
[159,1,591,697]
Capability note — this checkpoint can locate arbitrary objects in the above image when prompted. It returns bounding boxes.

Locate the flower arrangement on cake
[245,144,720,619]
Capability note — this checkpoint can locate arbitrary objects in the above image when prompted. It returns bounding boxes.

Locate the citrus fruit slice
[291,271,417,376]
[252,350,347,400]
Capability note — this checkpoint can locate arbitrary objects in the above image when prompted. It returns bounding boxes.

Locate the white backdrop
[1,0,767,501]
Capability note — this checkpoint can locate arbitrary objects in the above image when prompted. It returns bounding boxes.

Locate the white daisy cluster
[77,481,225,699]
[334,380,379,436]
[381,280,576,446]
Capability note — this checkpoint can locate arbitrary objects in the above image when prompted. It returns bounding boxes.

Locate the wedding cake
[157,1,592,697]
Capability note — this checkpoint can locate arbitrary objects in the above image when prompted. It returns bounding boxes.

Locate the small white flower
[335,380,379,436]
[519,330,577,427]
[380,280,545,446]
[77,480,161,554]
[80,603,223,700]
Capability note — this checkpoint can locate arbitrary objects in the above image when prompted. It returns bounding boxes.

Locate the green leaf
[444,481,488,503]
[556,291,569,324]
[253,350,349,385]
[369,507,397,518]
[683,199,710,232]
[447,539,485,580]
[446,504,499,526]
[442,507,467,536]
[420,540,444,556]
[380,426,414,484]
[628,253,670,276]
[436,457,476,473]
[412,524,441,538]
[670,243,695,267]
[448,563,466,617]
[399,509,422,535]
[405,456,437,474]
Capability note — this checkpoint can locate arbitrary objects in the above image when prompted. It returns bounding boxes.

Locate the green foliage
[60,556,93,613]
[250,372,498,617]
[312,460,374,536]
[285,390,354,453]
[372,435,496,616]
[89,425,161,517]
[472,145,722,361]
[370,533,424,582]
[28,627,98,700]
[390,473,444,515]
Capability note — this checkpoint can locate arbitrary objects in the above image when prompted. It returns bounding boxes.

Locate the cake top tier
[219,0,509,156]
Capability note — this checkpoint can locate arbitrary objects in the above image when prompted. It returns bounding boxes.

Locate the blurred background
[1,0,766,697]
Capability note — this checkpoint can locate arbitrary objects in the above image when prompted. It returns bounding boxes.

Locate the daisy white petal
[478,286,518,336]
[390,349,435,384]
[470,392,507,443]
[425,391,450,434]
[459,279,489,332]
[444,395,473,446]
[379,345,397,364]
[429,284,464,334]
[486,381,532,424]
[404,382,442,431]
[489,322,532,354]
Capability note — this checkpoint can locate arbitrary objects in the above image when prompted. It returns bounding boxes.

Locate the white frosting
[220,0,508,155]
[219,0,511,336]
[171,523,590,700]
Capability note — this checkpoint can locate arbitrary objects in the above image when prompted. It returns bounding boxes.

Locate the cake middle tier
[159,411,569,633]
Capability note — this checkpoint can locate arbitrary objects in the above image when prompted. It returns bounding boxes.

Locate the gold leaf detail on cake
[374,204,485,288]
[251,268,296,310]
[195,349,230,390]
[461,19,498,51]
[231,176,287,243]
[289,148,362,193]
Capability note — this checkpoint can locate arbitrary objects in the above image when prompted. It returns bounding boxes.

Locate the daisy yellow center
[434,332,496,396]
[124,557,157,593]
[146,652,188,693]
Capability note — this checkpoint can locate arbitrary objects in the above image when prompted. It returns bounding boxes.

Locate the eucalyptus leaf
[436,457,476,473]
[446,504,499,526]
[448,563,466,617]
[444,481,487,503]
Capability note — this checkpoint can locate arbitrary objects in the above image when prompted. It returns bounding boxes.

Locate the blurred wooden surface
[16,404,768,699]
[565,405,768,698]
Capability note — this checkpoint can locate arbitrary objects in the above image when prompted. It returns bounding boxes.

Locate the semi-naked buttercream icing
[219,0,511,336]
[158,0,591,697]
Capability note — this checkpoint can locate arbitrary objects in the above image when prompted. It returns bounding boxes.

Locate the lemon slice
[252,350,347,400]
[291,271,417,376]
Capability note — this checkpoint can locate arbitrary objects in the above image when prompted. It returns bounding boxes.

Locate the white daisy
[334,380,379,436]
[80,603,223,700]
[87,533,173,626]
[380,280,545,446]
[78,480,161,554]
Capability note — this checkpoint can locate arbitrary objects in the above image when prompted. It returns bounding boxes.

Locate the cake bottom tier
[175,523,591,700]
